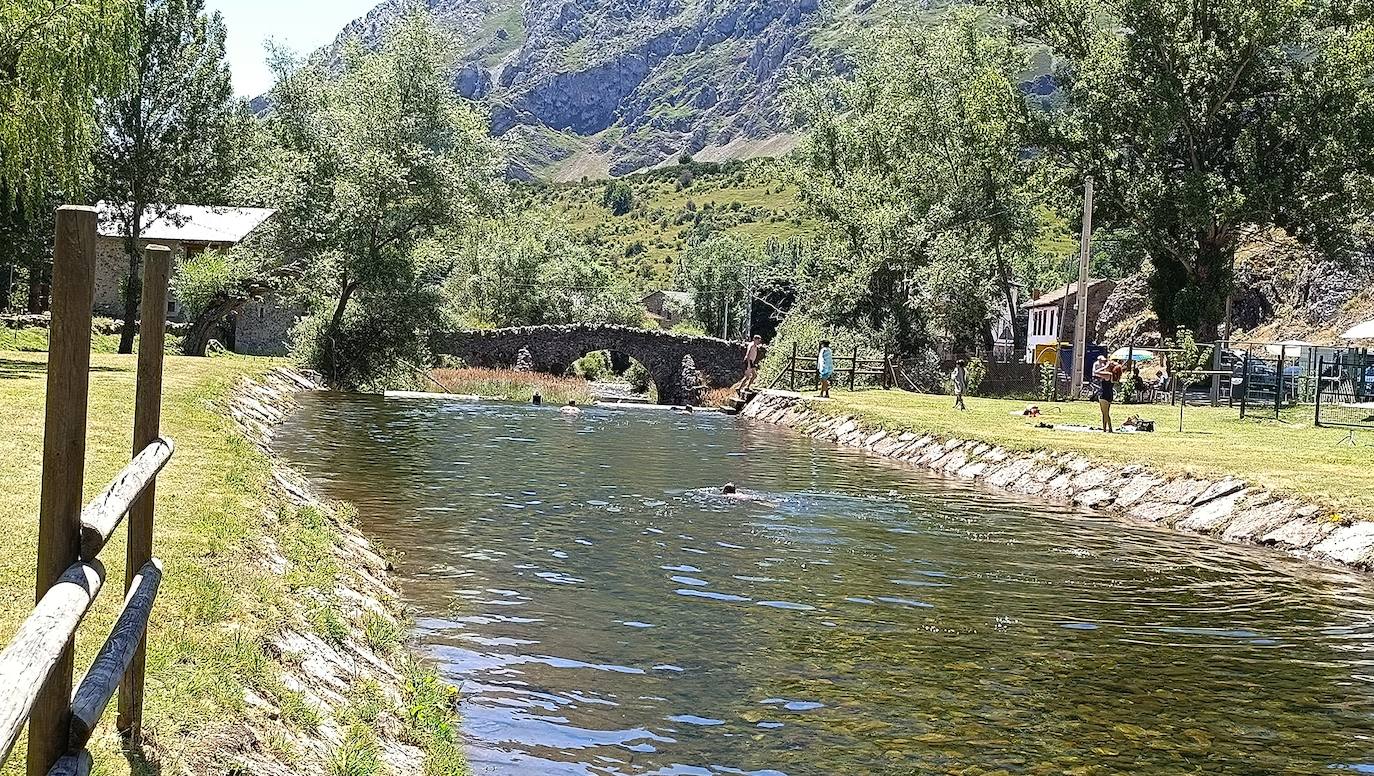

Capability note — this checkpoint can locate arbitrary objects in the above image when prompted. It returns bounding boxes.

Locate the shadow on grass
[0,358,129,379]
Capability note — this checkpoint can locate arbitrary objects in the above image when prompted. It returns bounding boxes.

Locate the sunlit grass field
[810,388,1374,521]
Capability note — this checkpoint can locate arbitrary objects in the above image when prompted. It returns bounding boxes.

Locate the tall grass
[430,368,594,405]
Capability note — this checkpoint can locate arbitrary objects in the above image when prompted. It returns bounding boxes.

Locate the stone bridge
[431,324,753,405]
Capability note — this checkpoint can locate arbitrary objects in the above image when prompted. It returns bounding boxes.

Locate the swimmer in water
[560,400,581,416]
[719,482,777,505]
[532,392,542,406]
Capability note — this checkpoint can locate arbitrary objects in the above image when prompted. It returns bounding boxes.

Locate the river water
[272,394,1374,775]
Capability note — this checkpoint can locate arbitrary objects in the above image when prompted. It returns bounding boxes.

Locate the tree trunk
[322,277,357,381]
[181,293,248,356]
[0,263,12,311]
[992,243,1021,356]
[25,269,46,313]
[117,204,146,354]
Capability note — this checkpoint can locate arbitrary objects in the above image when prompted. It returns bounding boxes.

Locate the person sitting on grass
[817,340,835,398]
[951,359,968,411]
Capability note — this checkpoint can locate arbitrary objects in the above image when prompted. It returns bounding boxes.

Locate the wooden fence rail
[769,344,895,392]
[0,207,172,776]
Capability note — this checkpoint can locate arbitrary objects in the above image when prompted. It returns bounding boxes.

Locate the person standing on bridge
[740,335,763,394]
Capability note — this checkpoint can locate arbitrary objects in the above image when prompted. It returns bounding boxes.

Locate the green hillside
[522,159,818,283]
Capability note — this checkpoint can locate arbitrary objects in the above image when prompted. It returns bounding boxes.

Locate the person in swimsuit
[1094,358,1118,432]
[740,335,763,393]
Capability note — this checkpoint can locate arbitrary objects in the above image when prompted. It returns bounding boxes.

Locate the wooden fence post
[849,348,858,392]
[789,343,797,392]
[28,206,97,776]
[117,244,170,742]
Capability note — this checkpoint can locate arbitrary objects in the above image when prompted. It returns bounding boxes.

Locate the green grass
[810,388,1374,521]
[0,351,467,774]
[531,159,817,282]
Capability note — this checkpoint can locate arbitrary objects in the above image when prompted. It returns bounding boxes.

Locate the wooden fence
[0,206,173,776]
[770,344,895,392]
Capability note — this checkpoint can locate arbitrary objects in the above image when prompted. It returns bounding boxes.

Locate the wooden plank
[117,243,169,743]
[79,439,174,560]
[0,561,106,765]
[45,750,91,776]
[69,560,163,750]
[29,205,97,776]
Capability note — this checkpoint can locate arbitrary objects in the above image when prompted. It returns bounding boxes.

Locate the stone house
[642,290,693,329]
[1024,278,1117,363]
[95,202,294,353]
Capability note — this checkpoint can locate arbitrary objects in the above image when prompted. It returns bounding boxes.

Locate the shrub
[625,360,652,394]
[572,350,612,381]
[965,356,987,395]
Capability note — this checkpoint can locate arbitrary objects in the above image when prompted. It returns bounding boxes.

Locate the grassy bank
[0,351,464,775]
[431,367,595,405]
[813,389,1373,521]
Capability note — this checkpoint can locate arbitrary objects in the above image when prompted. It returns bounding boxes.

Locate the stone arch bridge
[431,324,753,405]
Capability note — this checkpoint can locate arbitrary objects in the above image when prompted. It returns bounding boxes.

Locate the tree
[677,233,753,339]
[259,9,501,385]
[0,187,57,311]
[791,9,1039,357]
[0,0,137,199]
[92,0,245,353]
[1020,0,1374,338]
[602,180,633,215]
[449,211,640,328]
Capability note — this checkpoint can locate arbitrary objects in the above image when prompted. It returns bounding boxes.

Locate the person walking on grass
[817,340,835,398]
[951,359,968,411]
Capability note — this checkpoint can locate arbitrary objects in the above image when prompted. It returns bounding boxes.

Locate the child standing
[817,340,835,398]
[952,359,968,411]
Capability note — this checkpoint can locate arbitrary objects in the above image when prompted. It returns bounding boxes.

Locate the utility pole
[743,263,756,341]
[1069,175,1094,398]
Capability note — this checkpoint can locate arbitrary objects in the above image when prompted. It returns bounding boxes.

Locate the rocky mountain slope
[327,0,886,180]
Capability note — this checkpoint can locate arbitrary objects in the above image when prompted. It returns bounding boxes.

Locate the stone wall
[742,391,1374,571]
[432,324,752,405]
[233,298,299,356]
[94,237,189,321]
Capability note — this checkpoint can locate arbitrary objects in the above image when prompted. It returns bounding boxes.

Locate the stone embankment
[224,368,433,775]
[743,391,1374,570]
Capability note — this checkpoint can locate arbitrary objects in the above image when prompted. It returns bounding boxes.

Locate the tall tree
[792,9,1038,357]
[0,0,137,199]
[92,0,243,353]
[1020,0,1374,338]
[258,9,501,385]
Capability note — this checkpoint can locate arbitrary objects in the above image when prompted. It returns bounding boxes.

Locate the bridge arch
[431,324,753,405]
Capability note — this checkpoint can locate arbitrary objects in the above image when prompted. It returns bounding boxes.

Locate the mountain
[325,0,885,181]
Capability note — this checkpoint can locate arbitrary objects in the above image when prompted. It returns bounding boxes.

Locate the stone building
[641,290,693,329]
[96,202,292,353]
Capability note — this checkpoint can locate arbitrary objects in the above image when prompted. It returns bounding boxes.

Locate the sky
[205,0,380,97]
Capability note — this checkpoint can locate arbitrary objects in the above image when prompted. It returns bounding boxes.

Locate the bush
[602,180,633,215]
[965,356,987,395]
[572,350,612,381]
[625,360,652,394]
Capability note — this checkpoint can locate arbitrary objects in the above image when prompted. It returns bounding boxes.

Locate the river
[272,393,1374,775]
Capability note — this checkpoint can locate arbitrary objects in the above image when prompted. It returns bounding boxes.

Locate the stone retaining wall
[225,368,432,775]
[743,391,1374,571]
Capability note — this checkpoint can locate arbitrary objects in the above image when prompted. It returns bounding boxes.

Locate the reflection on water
[273,394,1374,775]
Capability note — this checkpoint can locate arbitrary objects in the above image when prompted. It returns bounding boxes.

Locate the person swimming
[532,392,542,406]
[560,400,581,415]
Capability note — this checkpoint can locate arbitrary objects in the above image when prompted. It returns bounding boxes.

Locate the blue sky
[206,0,379,96]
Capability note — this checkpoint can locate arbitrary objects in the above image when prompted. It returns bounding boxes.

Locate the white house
[1024,279,1117,363]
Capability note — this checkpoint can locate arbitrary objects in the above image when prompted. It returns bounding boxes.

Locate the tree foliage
[1020,0,1374,337]
[602,180,633,215]
[0,0,138,199]
[449,211,641,328]
[258,10,501,385]
[791,9,1038,357]
[92,0,245,352]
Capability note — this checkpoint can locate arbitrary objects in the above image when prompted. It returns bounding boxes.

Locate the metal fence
[1315,353,1374,439]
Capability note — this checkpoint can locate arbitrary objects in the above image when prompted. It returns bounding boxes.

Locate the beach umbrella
[1341,320,1374,340]
[1109,347,1155,361]
[1264,339,1313,355]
